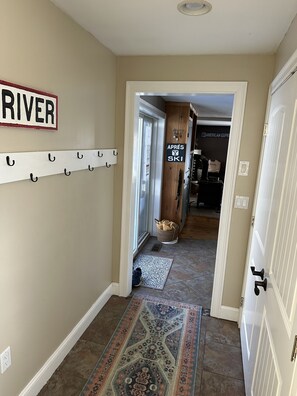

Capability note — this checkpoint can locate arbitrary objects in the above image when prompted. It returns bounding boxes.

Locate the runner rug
[133,254,173,290]
[81,296,202,396]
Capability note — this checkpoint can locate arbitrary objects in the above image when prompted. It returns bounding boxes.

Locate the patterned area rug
[81,296,202,396]
[133,254,173,290]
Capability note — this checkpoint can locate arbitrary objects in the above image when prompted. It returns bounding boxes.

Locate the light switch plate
[238,161,249,176]
[234,195,249,209]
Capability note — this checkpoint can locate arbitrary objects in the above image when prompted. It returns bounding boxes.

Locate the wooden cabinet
[161,102,197,230]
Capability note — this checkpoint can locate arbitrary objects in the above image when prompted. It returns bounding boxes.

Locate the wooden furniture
[161,102,197,230]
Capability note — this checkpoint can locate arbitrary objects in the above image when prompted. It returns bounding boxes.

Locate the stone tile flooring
[39,235,245,395]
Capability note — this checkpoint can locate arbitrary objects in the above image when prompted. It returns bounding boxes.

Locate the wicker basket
[155,220,179,243]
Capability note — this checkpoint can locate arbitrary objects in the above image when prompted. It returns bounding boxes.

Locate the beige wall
[114,55,275,307]
[275,13,297,75]
[0,1,116,395]
[2,2,293,393]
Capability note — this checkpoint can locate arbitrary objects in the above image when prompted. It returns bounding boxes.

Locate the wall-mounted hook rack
[0,148,117,185]
[6,156,15,166]
[30,173,38,182]
[48,153,56,162]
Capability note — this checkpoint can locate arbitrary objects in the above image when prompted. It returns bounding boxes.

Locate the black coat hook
[88,165,94,171]
[48,153,56,162]
[64,168,71,176]
[6,156,15,166]
[98,151,103,158]
[77,152,83,159]
[30,173,38,182]
[113,150,118,156]
[106,163,111,168]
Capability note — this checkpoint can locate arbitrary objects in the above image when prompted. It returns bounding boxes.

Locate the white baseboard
[111,282,120,296]
[19,282,120,396]
[218,305,239,322]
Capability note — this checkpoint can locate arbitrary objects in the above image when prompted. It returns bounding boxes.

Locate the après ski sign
[166,143,186,162]
[0,80,58,130]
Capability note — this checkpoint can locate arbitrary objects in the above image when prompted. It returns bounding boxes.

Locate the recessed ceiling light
[177,0,212,16]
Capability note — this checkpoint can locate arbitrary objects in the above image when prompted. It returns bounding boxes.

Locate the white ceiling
[49,0,297,118]
[50,0,297,56]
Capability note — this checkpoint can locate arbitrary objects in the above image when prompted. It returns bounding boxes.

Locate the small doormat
[133,254,173,290]
[81,296,202,396]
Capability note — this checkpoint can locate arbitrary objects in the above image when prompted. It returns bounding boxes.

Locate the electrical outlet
[238,161,249,176]
[0,347,11,374]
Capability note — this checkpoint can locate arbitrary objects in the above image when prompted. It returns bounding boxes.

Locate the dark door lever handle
[250,266,264,280]
[254,279,267,296]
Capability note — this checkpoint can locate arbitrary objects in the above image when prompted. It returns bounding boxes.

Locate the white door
[241,68,297,395]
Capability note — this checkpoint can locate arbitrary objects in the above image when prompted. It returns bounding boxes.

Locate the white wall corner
[19,283,116,396]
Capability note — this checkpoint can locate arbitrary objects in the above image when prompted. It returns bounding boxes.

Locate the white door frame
[119,81,247,321]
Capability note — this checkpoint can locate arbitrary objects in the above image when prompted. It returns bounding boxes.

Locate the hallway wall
[0,1,116,395]
[114,55,275,309]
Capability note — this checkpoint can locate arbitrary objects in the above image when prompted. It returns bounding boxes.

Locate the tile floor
[39,224,245,395]
[134,237,245,395]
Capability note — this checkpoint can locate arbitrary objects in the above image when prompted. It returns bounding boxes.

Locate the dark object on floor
[197,179,223,210]
[151,243,162,252]
[132,267,142,287]
[202,307,211,316]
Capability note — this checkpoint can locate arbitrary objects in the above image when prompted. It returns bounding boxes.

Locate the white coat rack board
[0,149,118,184]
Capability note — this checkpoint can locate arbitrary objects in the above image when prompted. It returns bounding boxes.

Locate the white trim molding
[271,48,297,94]
[19,283,119,396]
[111,282,120,296]
[210,82,247,320]
[119,81,247,323]
[219,306,240,322]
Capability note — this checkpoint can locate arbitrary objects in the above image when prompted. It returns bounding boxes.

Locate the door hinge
[291,335,297,362]
[251,216,255,227]
[240,297,244,307]
[263,123,268,137]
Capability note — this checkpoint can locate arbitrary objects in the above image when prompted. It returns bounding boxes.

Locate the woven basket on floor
[156,221,179,243]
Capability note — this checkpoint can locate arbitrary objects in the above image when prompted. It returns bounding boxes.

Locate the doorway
[119,81,247,321]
